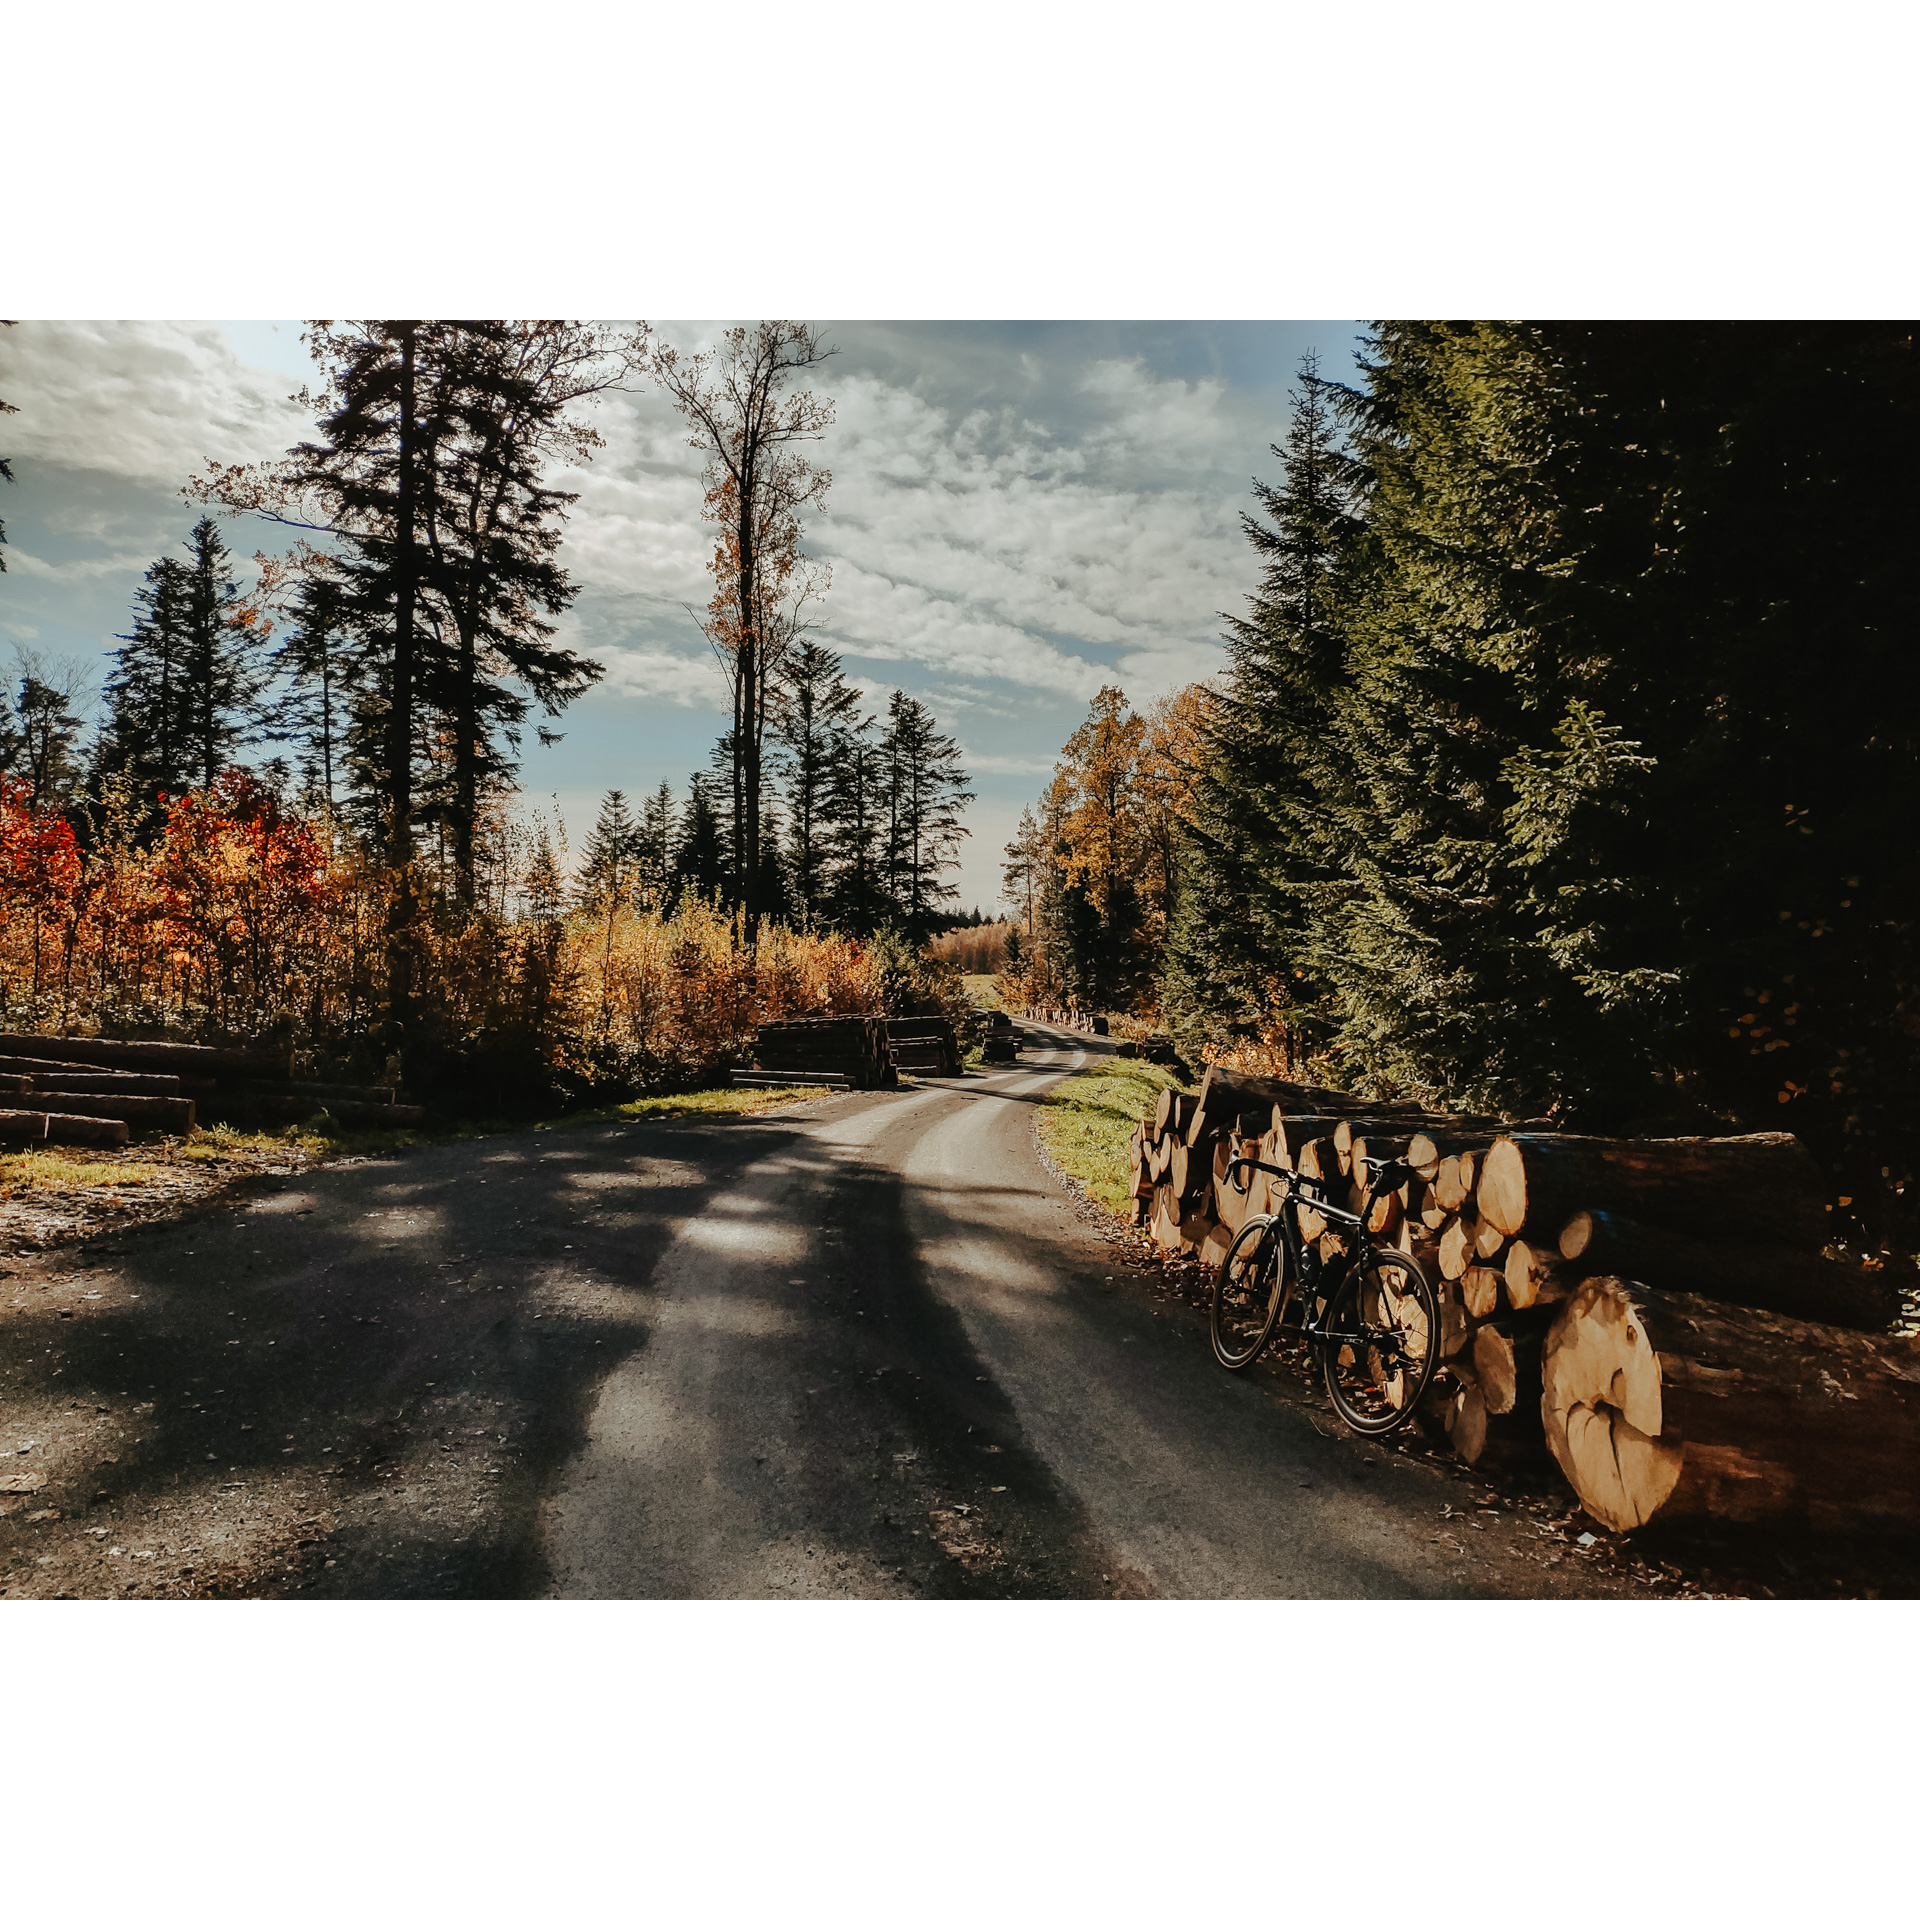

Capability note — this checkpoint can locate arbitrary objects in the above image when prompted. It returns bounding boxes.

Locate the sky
[0,318,1366,912]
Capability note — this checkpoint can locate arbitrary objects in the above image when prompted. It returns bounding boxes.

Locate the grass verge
[1035,1053,1183,1219]
[0,1148,168,1193]
[555,1083,836,1127]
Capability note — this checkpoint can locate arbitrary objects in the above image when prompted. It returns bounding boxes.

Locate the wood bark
[2,1091,194,1131]
[0,1106,127,1146]
[1541,1274,1920,1532]
[20,1073,188,1097]
[0,1032,290,1079]
[1477,1131,1827,1246]
[1556,1208,1897,1334]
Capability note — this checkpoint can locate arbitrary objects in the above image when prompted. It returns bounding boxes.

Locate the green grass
[557,1084,836,1127]
[1035,1054,1184,1219]
[961,973,1005,1009]
[0,1148,167,1192]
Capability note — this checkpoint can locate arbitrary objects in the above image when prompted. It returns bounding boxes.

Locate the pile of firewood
[0,1032,423,1147]
[1129,1065,1919,1533]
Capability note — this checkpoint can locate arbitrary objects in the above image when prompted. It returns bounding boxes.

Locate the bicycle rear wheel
[1321,1247,1438,1434]
[1211,1217,1290,1370]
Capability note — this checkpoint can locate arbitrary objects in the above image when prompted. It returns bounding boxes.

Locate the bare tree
[651,323,835,939]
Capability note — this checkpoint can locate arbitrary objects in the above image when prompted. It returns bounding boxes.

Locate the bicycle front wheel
[1211,1216,1290,1370]
[1321,1248,1438,1434]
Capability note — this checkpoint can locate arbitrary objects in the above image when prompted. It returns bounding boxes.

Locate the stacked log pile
[1127,1065,1910,1531]
[0,1033,425,1141]
[886,1018,962,1077]
[737,1018,896,1091]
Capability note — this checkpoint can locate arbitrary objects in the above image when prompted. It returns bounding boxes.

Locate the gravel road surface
[2,1031,1630,1598]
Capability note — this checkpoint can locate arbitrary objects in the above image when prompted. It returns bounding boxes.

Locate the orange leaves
[0,775,82,907]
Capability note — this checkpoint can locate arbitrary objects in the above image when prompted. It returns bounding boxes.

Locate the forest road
[1,1029,1624,1599]
[539,1032,1617,1598]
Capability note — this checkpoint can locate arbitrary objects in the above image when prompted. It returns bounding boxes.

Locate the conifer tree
[879,690,973,942]
[98,554,193,808]
[638,779,676,904]
[575,789,641,907]
[672,771,729,903]
[774,639,861,923]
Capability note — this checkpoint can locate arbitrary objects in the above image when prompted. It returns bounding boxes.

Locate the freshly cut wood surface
[1472,1323,1519,1416]
[1295,1138,1331,1241]
[1477,1131,1826,1245]
[1462,1265,1502,1318]
[1439,1214,1474,1281]
[1540,1275,1920,1532]
[1433,1153,1475,1211]
[1556,1208,1896,1333]
[1503,1239,1560,1311]
[1212,1136,1248,1236]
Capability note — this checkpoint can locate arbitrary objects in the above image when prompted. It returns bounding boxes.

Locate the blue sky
[0,318,1366,911]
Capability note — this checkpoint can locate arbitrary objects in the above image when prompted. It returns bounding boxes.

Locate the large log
[0,1031,290,1079]
[1557,1209,1897,1334]
[2,1090,194,1131]
[21,1072,188,1097]
[1477,1131,1827,1246]
[1539,1275,1920,1532]
[0,1106,128,1146]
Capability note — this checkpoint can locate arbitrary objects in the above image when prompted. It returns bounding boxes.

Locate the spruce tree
[774,639,861,923]
[672,771,729,903]
[576,789,641,906]
[638,779,676,904]
[98,553,194,808]
[878,690,973,942]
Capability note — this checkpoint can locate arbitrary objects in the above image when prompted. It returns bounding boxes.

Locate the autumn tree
[651,322,835,940]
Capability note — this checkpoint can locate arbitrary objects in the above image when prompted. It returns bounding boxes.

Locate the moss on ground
[1035,1054,1184,1219]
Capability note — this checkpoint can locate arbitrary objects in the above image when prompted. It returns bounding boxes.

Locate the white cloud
[0,320,309,488]
[595,645,728,709]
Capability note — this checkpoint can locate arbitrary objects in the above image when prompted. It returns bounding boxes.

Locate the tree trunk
[1540,1275,1920,1532]
[1477,1131,1827,1246]
[1557,1208,1897,1333]
[387,322,419,1031]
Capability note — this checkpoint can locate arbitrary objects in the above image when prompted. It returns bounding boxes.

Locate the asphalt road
[3,1028,1627,1599]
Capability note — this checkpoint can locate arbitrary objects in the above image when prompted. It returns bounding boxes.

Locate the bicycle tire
[1320,1246,1438,1434]
[1210,1215,1291,1371]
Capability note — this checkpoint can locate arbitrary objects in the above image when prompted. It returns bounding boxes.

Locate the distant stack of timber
[1126,1064,1906,1528]
[0,1032,425,1144]
[886,1018,962,1077]
[732,1018,896,1092]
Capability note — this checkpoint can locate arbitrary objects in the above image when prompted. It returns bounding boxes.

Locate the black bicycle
[1210,1150,1439,1435]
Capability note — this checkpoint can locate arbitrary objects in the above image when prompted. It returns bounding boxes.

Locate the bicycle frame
[1227,1152,1412,1348]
